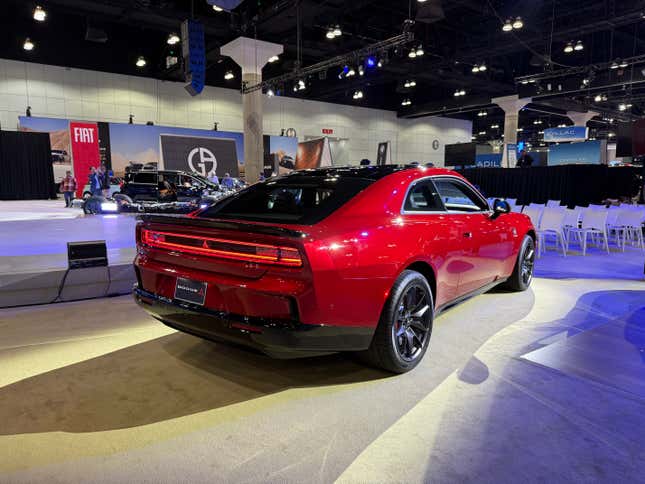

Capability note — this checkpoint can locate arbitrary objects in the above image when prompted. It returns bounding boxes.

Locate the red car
[134,166,535,373]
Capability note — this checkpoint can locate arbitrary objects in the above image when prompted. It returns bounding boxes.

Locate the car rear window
[199,176,373,225]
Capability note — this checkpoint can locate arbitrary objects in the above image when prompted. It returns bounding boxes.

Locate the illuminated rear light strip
[141,229,303,267]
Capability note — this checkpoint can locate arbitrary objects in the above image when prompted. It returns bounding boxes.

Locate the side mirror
[490,199,511,220]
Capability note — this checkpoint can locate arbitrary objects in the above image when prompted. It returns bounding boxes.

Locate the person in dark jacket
[516,150,534,167]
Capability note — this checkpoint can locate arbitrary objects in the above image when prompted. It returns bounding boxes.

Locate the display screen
[444,142,476,166]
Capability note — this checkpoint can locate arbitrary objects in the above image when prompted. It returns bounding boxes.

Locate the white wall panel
[0,58,472,164]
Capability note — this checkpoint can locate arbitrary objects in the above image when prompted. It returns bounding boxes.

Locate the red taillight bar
[140,228,303,267]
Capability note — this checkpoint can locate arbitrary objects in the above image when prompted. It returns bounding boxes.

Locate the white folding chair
[568,209,610,255]
[618,210,645,250]
[537,207,567,256]
[546,200,561,208]
[562,207,583,240]
[523,205,544,231]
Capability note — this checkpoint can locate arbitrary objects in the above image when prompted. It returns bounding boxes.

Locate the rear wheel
[361,270,433,373]
[502,235,535,291]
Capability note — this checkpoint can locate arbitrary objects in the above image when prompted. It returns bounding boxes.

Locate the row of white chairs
[487,198,645,256]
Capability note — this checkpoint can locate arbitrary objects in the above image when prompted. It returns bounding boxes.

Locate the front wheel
[502,235,535,291]
[360,270,434,373]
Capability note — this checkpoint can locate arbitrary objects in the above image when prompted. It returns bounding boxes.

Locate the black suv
[121,170,219,202]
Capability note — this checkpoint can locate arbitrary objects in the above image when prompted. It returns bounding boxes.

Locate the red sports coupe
[134,166,535,373]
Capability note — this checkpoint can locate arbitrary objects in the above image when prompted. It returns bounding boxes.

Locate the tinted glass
[199,176,372,224]
[434,178,488,212]
[133,173,157,184]
[404,179,444,212]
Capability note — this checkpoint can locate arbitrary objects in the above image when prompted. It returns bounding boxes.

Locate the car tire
[360,270,434,373]
[502,235,535,292]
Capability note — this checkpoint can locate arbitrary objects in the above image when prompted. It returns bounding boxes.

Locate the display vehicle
[121,170,220,202]
[134,166,536,373]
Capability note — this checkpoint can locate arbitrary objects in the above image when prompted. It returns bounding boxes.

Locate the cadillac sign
[543,126,588,143]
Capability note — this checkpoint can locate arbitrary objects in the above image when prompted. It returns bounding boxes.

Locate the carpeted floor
[0,249,644,483]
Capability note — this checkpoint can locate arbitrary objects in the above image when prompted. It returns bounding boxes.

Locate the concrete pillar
[566,111,598,127]
[221,37,283,183]
[493,95,531,168]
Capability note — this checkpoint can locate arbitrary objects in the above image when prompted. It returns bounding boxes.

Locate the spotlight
[558,124,566,128]
[491,124,499,129]
[366,57,376,68]
[224,70,234,80]
[618,103,627,111]
[409,79,416,87]
[416,45,424,56]
[479,63,487,72]
[212,5,223,12]
[358,65,364,76]
[135,56,146,67]
[23,38,34,51]
[533,119,542,125]
[33,5,46,22]
[267,88,275,97]
[404,79,416,88]
[460,89,466,96]
[297,79,306,90]
[472,65,480,73]
[268,55,279,63]
[167,33,180,45]
[564,42,574,53]
[346,66,356,77]
[408,49,417,59]
[333,25,342,37]
[619,60,629,68]
[574,40,584,51]
[352,90,363,100]
[326,29,335,39]
[401,98,412,106]
[517,128,523,132]
[377,59,383,68]
[521,79,529,85]
[454,89,466,97]
[610,60,619,69]
[502,19,513,32]
[478,131,486,135]
[512,17,523,29]
[594,94,602,102]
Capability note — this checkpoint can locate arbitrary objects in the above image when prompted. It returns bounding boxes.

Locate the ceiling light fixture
[23,38,35,51]
[618,103,627,111]
[33,6,46,22]
[212,5,223,12]
[502,19,513,32]
[619,60,629,68]
[564,42,574,53]
[358,65,365,76]
[353,90,364,100]
[512,17,523,29]
[135,56,146,67]
[594,94,602,102]
[224,70,234,80]
[267,88,275,97]
[574,40,584,51]
[333,25,342,37]
[401,98,412,106]
[479,63,487,72]
[268,55,279,63]
[416,45,424,56]
[408,49,417,59]
[326,29,335,39]
[610,60,619,69]
[167,33,180,45]
[297,79,306,91]
[472,65,480,73]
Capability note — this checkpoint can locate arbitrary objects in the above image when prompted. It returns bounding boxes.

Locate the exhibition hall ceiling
[2,0,645,128]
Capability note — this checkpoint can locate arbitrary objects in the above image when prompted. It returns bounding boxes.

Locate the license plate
[174,277,207,306]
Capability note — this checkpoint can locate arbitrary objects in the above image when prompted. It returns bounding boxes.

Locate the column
[566,111,598,128]
[492,95,531,168]
[221,37,283,183]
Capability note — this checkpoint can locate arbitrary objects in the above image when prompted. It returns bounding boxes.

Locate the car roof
[279,165,462,182]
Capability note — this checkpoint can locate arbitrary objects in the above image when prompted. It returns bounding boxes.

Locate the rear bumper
[133,286,374,358]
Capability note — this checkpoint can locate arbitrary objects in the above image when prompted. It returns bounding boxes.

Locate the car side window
[404,179,444,212]
[433,178,488,212]
[133,173,157,184]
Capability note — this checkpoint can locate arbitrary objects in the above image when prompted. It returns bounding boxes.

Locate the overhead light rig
[241,21,415,95]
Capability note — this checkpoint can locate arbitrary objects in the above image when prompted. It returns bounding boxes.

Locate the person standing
[90,167,102,196]
[60,170,77,207]
[222,173,235,190]
[100,165,110,197]
[516,150,534,167]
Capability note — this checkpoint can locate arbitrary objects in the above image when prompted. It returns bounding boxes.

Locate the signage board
[322,128,334,135]
[548,140,604,165]
[69,121,100,197]
[506,143,517,167]
[543,126,588,143]
[475,153,502,167]
[159,134,239,178]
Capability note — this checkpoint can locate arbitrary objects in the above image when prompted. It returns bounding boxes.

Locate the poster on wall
[263,135,298,177]
[159,134,239,178]
[69,122,101,197]
[108,123,244,177]
[376,142,389,165]
[296,137,333,170]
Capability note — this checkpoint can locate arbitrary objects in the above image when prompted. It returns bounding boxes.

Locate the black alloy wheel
[503,235,535,291]
[392,284,432,361]
[360,270,434,373]
[521,238,535,287]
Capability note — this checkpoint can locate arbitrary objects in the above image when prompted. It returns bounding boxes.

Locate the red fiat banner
[69,122,100,197]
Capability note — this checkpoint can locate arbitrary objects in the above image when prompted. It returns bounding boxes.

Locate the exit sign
[322,128,334,135]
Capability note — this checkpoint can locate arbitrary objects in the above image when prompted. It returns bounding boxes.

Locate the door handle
[463,232,473,238]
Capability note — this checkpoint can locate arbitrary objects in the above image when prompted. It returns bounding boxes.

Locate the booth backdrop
[0,131,55,200]
[459,165,641,207]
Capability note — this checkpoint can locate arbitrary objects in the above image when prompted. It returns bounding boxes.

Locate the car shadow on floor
[0,332,387,435]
